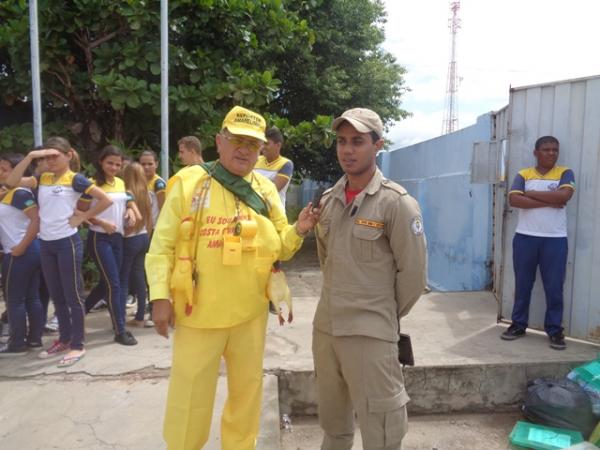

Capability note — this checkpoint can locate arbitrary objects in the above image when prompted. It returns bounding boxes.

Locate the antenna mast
[442,1,461,135]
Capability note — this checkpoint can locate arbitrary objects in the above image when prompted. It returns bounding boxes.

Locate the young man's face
[534,141,559,170]
[216,132,261,177]
[139,154,157,179]
[262,139,280,160]
[335,122,383,177]
[178,144,196,166]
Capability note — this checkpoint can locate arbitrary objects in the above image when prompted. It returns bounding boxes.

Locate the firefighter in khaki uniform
[145,106,318,450]
[313,108,427,450]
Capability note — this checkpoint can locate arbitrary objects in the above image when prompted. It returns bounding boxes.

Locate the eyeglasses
[221,134,262,152]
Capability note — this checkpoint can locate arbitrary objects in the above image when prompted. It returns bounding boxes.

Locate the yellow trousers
[163,311,268,450]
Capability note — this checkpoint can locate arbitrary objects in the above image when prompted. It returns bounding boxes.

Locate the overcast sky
[382,0,600,149]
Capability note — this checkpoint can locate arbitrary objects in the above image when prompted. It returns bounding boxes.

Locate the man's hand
[296,202,320,235]
[524,188,574,206]
[152,299,173,338]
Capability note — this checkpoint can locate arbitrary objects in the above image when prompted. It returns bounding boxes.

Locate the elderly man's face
[216,131,262,176]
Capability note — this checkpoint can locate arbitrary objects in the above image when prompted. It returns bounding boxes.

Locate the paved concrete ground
[1,236,599,448]
[0,374,279,450]
[281,412,522,450]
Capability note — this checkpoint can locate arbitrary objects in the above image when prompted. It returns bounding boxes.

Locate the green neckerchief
[200,161,269,218]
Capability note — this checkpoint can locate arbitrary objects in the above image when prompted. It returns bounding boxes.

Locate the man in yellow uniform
[145,106,318,450]
[313,108,427,450]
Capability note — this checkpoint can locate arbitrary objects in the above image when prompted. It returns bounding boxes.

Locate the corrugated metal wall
[379,114,494,291]
[497,75,600,340]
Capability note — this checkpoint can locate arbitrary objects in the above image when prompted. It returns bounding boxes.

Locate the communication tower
[442,1,461,135]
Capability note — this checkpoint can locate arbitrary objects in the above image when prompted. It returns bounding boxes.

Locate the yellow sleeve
[165,176,176,197]
[263,183,303,261]
[145,175,184,301]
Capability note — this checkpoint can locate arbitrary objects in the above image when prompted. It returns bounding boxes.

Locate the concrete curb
[275,359,587,416]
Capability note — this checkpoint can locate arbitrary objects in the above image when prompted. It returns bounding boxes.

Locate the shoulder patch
[381,179,407,196]
[411,216,424,235]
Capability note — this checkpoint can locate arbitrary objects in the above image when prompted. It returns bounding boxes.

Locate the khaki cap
[332,108,383,138]
[222,106,267,142]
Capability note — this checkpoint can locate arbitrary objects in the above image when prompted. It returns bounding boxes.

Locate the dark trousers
[40,233,86,350]
[2,240,43,349]
[512,233,568,336]
[39,273,50,324]
[121,233,149,321]
[85,230,125,335]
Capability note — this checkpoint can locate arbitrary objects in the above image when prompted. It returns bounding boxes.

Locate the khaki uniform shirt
[314,169,427,343]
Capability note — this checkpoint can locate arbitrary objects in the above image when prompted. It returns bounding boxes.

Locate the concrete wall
[276,361,580,416]
[378,114,494,291]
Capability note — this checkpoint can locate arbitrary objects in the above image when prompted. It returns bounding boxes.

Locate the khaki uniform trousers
[312,329,409,450]
[163,311,268,450]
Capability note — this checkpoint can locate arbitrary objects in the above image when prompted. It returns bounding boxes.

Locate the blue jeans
[85,231,125,335]
[121,233,149,321]
[512,233,568,336]
[2,240,43,349]
[40,233,86,350]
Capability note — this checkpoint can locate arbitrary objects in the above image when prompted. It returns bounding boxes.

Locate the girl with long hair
[6,137,112,367]
[82,145,138,346]
[121,162,153,327]
[138,150,166,226]
[0,153,43,356]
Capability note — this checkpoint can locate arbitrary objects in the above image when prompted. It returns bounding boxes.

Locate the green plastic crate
[509,421,584,450]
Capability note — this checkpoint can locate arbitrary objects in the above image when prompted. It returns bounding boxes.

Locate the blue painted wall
[378,114,494,291]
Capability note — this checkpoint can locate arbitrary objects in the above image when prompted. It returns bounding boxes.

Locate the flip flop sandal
[57,350,86,368]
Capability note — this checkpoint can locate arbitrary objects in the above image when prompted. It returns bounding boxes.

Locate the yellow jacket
[145,164,303,328]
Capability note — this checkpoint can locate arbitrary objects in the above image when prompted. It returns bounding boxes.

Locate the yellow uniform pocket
[222,235,242,265]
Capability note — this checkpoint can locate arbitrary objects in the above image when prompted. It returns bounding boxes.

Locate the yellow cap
[221,106,267,142]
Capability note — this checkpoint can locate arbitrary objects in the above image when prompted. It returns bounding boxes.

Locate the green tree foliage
[0,0,407,181]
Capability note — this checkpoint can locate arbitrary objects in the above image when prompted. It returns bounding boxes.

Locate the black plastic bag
[523,377,596,438]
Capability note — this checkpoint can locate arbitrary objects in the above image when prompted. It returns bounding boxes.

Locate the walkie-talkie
[312,187,326,210]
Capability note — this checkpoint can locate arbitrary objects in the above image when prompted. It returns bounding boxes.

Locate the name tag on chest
[355,218,384,229]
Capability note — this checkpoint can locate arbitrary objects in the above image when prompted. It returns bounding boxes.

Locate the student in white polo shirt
[82,145,139,346]
[254,127,294,208]
[0,153,43,356]
[6,137,112,367]
[501,136,576,350]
